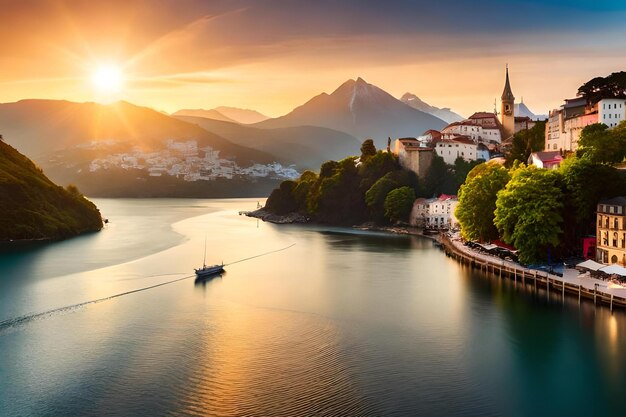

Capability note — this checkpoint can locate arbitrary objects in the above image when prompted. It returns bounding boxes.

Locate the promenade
[440,233,626,310]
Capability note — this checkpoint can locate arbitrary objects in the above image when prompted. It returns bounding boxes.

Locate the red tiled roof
[469,112,498,119]
[438,194,457,201]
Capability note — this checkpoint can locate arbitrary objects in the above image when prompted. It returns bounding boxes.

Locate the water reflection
[3,199,626,416]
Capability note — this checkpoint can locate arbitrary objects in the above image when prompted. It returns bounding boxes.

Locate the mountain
[0,99,278,167]
[0,139,102,240]
[214,106,270,124]
[254,78,447,147]
[174,115,360,169]
[400,93,464,124]
[515,102,547,121]
[171,108,236,123]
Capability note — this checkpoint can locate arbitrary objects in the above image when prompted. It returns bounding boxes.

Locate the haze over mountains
[172,107,270,124]
[400,93,464,124]
[0,99,274,165]
[175,115,358,169]
[0,77,456,196]
[254,77,447,147]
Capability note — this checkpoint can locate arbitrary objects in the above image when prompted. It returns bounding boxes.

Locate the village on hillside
[391,67,626,277]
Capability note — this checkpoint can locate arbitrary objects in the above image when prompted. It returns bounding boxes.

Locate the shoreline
[439,233,626,310]
[245,208,442,239]
[247,207,626,310]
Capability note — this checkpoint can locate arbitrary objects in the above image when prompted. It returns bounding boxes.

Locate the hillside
[0,140,102,240]
[254,78,447,147]
[175,115,360,169]
[0,99,278,167]
[214,106,270,124]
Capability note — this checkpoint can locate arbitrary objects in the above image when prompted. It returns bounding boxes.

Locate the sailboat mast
[203,235,207,267]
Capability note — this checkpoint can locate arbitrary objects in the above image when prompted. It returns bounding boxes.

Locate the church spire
[501,64,515,101]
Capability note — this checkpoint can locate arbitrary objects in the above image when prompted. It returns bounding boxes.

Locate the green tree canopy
[494,165,564,263]
[577,122,626,164]
[506,121,546,166]
[384,186,416,223]
[265,180,298,215]
[365,176,400,222]
[456,162,511,242]
[358,150,399,192]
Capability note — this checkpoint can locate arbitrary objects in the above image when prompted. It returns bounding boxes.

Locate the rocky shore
[246,209,439,241]
[245,209,310,224]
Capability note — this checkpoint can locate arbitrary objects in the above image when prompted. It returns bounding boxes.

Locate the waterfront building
[393,138,434,178]
[410,194,459,230]
[596,197,626,265]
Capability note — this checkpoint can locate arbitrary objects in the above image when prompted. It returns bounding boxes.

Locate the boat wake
[0,243,296,334]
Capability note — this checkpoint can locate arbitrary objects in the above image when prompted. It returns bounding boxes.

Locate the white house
[598,98,626,128]
[410,195,459,230]
[435,137,478,165]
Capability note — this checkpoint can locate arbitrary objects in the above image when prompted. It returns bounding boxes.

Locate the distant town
[78,139,299,181]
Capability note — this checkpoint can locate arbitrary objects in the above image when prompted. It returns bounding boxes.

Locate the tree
[494,166,564,263]
[506,121,546,166]
[360,139,377,160]
[365,176,400,222]
[455,162,511,242]
[384,186,416,223]
[577,122,626,164]
[423,154,457,196]
[577,71,626,104]
[358,150,398,192]
[264,180,298,215]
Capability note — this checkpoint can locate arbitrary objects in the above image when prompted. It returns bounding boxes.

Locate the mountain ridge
[254,78,447,147]
[400,92,464,124]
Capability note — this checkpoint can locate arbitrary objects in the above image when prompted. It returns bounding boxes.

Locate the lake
[1,198,626,416]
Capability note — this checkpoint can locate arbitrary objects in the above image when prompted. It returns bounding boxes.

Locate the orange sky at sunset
[1,0,626,117]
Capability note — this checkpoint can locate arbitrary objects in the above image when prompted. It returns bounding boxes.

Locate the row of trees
[265,139,482,225]
[456,157,626,264]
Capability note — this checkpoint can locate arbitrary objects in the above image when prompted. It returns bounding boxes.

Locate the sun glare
[91,65,124,94]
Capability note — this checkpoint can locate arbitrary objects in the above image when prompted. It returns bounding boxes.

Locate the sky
[1,0,626,117]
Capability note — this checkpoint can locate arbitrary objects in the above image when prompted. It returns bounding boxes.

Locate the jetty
[439,233,626,311]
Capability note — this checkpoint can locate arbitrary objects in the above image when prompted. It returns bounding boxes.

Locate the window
[599,216,603,227]
[606,218,610,228]
[612,255,618,263]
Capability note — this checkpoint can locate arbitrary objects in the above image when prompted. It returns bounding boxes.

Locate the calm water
[1,198,626,416]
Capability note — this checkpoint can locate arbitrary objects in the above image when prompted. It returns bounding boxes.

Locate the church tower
[501,65,515,139]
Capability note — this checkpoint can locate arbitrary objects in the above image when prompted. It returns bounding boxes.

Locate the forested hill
[0,140,102,240]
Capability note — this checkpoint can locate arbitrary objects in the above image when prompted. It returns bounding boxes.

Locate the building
[598,99,625,128]
[544,98,626,152]
[436,67,536,156]
[410,195,459,230]
[440,113,504,145]
[501,65,516,139]
[435,136,478,165]
[596,197,626,265]
[527,151,563,169]
[393,138,434,178]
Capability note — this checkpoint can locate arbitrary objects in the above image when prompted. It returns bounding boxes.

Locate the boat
[195,236,225,278]
[195,263,224,278]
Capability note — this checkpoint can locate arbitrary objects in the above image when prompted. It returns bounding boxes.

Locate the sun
[91,65,124,94]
